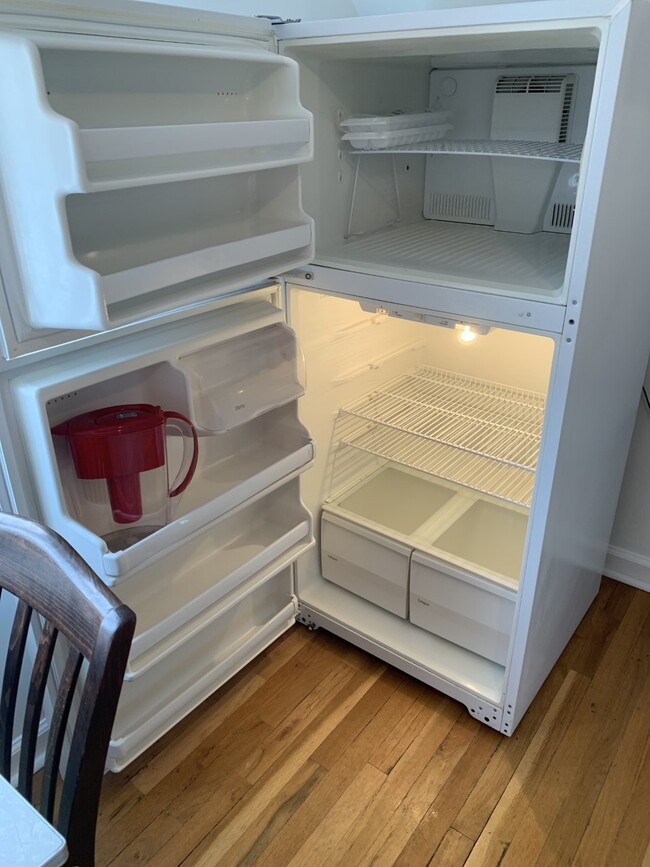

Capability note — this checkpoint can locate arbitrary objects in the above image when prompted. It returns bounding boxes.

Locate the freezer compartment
[286,37,597,304]
[118,479,312,678]
[107,569,295,771]
[0,35,313,335]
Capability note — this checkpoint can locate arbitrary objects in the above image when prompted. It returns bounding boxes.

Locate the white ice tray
[343,124,453,150]
[340,111,450,133]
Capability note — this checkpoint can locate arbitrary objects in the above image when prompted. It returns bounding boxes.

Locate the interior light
[457,324,478,344]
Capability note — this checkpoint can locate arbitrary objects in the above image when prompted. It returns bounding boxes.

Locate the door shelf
[0,35,314,332]
[117,481,312,677]
[75,408,313,581]
[331,366,544,508]
[179,321,305,433]
[0,36,313,188]
[79,118,312,186]
[108,580,296,772]
[347,139,582,162]
[95,223,312,309]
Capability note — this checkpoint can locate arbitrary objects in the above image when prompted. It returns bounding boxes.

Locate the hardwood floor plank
[132,772,251,867]
[369,681,442,774]
[94,583,650,867]
[248,625,315,680]
[572,673,650,866]
[529,598,649,867]
[463,669,589,866]
[241,664,357,785]
[286,763,387,867]
[185,665,386,867]
[239,670,424,867]
[309,668,404,770]
[394,721,498,867]
[429,829,474,867]
[96,719,271,865]
[211,761,327,867]
[130,671,266,796]
[107,809,183,866]
[369,713,479,867]
[452,664,568,842]
[334,698,462,866]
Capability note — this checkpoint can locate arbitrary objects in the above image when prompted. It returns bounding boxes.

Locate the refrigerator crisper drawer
[321,511,411,618]
[0,34,313,333]
[410,498,526,664]
[410,553,516,666]
[107,570,296,772]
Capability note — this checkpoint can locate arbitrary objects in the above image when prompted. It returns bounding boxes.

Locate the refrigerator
[0,0,649,772]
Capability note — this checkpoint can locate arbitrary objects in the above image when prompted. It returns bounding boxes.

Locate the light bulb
[457,324,477,344]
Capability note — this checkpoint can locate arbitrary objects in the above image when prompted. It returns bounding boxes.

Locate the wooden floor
[96,577,650,866]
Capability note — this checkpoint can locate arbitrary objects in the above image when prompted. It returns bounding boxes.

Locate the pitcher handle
[163,411,199,498]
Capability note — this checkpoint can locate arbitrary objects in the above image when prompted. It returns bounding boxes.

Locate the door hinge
[257,15,302,24]
[296,607,319,631]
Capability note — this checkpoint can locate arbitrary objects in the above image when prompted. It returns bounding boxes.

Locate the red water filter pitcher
[52,404,198,537]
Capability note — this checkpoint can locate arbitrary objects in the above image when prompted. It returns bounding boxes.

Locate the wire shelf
[350,139,582,163]
[335,366,546,507]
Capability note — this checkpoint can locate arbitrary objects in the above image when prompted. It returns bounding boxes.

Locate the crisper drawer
[108,569,296,772]
[321,511,411,617]
[410,554,516,665]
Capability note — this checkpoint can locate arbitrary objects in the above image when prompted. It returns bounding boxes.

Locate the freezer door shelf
[0,34,314,333]
[107,575,297,772]
[117,481,313,678]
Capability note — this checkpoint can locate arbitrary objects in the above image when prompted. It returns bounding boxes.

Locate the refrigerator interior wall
[284,26,599,305]
[289,285,555,700]
[0,32,313,341]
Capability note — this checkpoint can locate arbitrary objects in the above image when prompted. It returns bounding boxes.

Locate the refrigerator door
[5,286,315,767]
[0,2,313,355]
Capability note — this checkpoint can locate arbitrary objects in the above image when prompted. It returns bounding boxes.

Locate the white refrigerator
[0,0,648,772]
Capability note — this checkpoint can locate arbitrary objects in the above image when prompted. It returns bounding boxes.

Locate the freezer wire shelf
[350,139,582,163]
[335,366,546,507]
[318,221,570,298]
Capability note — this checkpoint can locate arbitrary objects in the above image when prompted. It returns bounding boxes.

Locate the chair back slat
[0,598,32,778]
[0,514,135,867]
[39,646,83,823]
[18,619,58,801]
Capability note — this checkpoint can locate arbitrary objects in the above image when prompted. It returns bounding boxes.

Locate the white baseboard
[604,544,650,591]
[10,717,49,785]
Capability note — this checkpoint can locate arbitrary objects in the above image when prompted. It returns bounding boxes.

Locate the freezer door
[0,2,314,355]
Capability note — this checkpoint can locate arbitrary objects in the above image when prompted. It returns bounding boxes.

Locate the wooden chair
[0,513,136,867]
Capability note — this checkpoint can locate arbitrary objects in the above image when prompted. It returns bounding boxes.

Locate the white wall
[605,357,650,591]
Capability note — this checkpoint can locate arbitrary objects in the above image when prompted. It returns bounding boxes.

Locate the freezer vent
[495,75,567,95]
[558,81,575,143]
[429,192,494,225]
[550,201,575,231]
